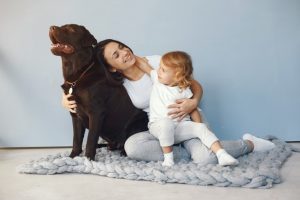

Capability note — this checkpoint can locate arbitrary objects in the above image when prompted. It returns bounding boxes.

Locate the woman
[62,39,275,165]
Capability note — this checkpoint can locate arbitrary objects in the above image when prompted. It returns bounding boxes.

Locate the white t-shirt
[149,70,193,123]
[123,55,161,113]
[123,55,193,122]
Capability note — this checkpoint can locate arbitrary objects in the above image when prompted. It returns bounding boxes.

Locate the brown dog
[49,24,148,160]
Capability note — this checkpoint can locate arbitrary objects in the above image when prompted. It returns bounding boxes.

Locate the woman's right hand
[62,93,77,113]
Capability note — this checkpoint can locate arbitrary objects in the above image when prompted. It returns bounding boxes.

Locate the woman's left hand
[167,98,198,121]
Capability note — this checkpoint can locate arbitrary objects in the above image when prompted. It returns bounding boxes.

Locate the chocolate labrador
[49,24,148,160]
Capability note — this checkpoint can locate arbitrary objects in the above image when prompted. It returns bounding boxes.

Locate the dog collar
[65,61,94,94]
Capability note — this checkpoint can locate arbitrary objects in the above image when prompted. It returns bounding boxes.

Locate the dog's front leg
[85,113,104,160]
[70,114,85,158]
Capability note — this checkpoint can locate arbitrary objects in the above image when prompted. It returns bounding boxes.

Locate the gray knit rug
[17,136,298,189]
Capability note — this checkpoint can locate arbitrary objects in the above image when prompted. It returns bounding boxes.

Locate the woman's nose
[121,50,130,59]
[121,49,128,56]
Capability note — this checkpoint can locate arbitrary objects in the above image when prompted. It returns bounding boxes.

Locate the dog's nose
[50,26,58,31]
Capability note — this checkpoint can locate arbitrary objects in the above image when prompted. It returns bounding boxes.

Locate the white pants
[148,118,219,149]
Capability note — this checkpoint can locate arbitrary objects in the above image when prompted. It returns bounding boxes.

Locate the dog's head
[49,24,97,56]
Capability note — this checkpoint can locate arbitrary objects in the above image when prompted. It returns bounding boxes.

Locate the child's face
[158,61,176,86]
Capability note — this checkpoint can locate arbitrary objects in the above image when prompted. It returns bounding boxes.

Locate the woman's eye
[113,52,119,59]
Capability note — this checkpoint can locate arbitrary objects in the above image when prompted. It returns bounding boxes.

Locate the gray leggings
[124,131,252,165]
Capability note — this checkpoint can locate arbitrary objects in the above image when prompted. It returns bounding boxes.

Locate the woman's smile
[124,52,136,64]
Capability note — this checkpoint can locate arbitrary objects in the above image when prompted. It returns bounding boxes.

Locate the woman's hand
[167,98,198,121]
[168,80,203,121]
[62,93,77,113]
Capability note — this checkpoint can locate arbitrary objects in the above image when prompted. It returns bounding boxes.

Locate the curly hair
[161,51,193,90]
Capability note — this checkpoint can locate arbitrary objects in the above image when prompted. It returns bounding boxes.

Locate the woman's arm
[135,56,153,75]
[190,109,203,123]
[189,79,203,104]
[168,80,203,121]
[62,93,77,113]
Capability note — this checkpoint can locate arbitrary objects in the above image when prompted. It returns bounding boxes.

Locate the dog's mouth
[49,28,62,52]
[51,43,65,50]
[49,27,74,55]
[50,39,68,53]
[50,41,72,55]
[49,27,59,44]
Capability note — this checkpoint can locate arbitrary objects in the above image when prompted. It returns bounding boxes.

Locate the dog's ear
[82,27,97,47]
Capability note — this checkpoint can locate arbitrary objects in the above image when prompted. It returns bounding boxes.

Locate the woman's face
[103,42,136,72]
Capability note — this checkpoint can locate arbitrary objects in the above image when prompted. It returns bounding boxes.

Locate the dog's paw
[120,149,127,157]
[69,150,82,158]
[85,152,96,161]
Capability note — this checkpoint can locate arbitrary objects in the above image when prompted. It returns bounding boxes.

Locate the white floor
[0,143,300,200]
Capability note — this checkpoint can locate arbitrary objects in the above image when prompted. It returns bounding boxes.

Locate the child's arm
[135,56,153,75]
[190,108,203,123]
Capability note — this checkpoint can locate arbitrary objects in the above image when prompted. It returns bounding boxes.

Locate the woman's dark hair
[95,39,133,86]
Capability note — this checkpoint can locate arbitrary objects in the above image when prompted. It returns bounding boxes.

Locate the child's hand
[135,56,152,74]
[138,56,148,61]
[136,56,149,67]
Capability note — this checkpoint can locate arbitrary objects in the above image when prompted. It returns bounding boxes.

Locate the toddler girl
[137,51,239,166]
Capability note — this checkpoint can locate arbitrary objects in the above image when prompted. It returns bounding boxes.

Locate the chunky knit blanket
[17,137,297,189]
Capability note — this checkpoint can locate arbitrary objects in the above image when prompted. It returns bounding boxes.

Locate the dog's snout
[50,26,58,31]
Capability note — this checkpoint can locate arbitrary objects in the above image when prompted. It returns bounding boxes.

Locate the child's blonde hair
[161,51,193,89]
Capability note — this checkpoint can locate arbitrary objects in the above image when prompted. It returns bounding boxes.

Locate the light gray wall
[0,0,299,147]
